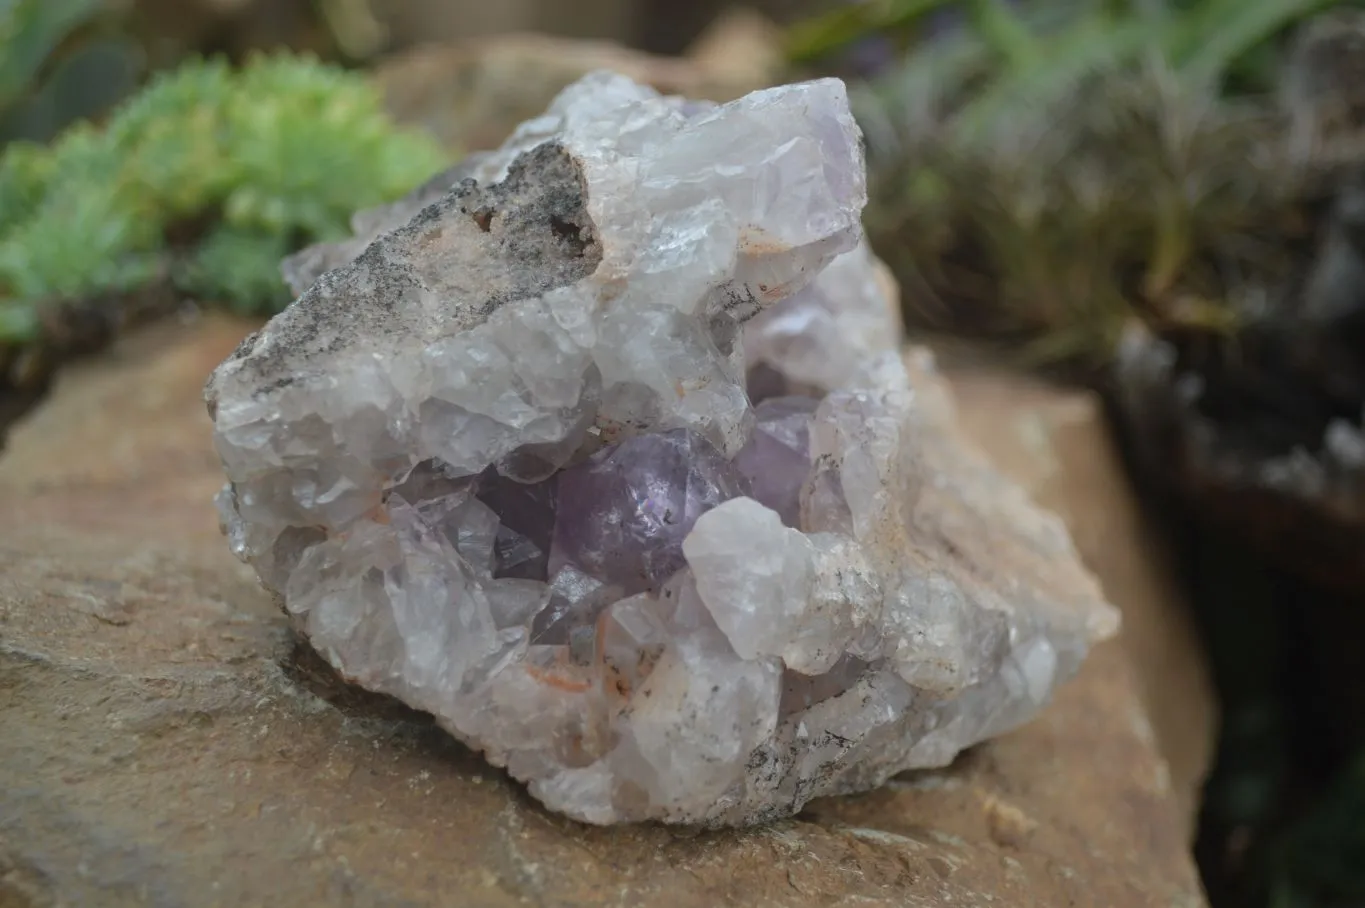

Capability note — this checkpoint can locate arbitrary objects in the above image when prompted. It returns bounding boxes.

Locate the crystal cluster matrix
[206,72,1120,826]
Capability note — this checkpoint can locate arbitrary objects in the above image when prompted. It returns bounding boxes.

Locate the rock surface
[944,358,1217,837]
[211,73,1119,826]
[374,9,783,152]
[0,314,1207,907]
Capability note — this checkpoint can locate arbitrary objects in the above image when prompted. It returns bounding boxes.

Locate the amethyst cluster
[206,72,1118,826]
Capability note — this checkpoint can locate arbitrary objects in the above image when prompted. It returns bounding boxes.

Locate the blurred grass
[790,0,1349,373]
[789,0,1346,89]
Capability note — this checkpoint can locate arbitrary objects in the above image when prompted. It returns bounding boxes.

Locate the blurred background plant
[0,0,138,145]
[791,0,1355,371]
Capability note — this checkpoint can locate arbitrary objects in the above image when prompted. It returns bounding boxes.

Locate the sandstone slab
[944,360,1217,837]
[0,315,1208,907]
[374,10,783,152]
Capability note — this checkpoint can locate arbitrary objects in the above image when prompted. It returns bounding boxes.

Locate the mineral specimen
[206,71,1119,826]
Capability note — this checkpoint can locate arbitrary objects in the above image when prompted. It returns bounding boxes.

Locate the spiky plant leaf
[0,0,103,111]
[786,0,957,64]
[1170,0,1342,84]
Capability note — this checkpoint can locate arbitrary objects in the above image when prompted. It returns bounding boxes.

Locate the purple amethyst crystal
[549,428,750,593]
[733,396,819,528]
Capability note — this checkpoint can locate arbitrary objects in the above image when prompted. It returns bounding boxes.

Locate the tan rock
[0,316,1207,907]
[373,11,784,152]
[944,361,1218,838]
[373,0,635,48]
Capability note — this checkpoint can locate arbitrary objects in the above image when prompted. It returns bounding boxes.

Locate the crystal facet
[206,72,1119,828]
[733,396,819,528]
[551,428,750,594]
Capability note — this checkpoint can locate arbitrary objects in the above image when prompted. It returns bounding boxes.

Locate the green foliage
[0,0,141,144]
[811,0,1349,367]
[0,53,449,344]
[790,0,1347,91]
[177,227,296,316]
[1266,752,1365,907]
[0,0,104,113]
[787,0,948,64]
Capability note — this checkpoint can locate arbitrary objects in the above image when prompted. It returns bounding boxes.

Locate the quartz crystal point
[205,71,1120,827]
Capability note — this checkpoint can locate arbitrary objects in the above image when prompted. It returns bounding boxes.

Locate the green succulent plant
[0,51,448,363]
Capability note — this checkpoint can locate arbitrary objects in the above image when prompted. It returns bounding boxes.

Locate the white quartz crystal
[683,498,822,669]
[206,72,1119,827]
